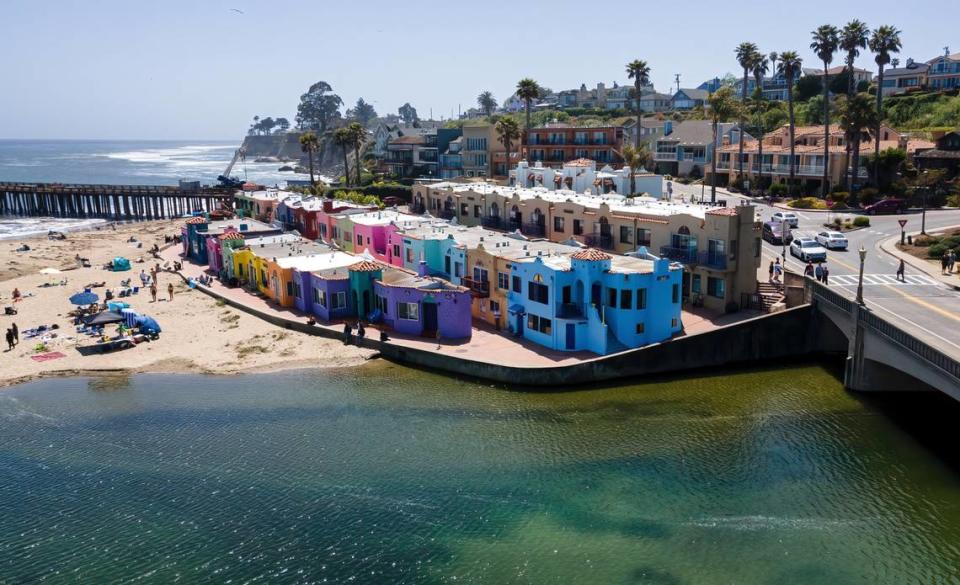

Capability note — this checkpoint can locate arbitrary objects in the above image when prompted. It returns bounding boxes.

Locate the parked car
[816,231,849,250]
[863,198,906,215]
[771,211,799,227]
[762,221,793,245]
[790,237,828,262]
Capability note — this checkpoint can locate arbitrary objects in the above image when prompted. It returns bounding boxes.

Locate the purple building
[373,263,472,339]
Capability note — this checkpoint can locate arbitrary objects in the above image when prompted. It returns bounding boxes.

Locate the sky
[1,0,957,140]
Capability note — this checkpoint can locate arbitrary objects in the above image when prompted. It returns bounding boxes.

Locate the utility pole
[674,74,681,94]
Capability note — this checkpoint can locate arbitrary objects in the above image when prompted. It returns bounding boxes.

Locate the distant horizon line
[0,137,240,143]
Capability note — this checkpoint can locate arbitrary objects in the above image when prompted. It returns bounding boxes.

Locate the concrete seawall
[182,270,828,387]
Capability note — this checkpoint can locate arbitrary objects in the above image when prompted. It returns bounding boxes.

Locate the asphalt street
[668,181,960,359]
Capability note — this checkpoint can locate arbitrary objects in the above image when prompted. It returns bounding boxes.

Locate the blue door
[565,323,576,350]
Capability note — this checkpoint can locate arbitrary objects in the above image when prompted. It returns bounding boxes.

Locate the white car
[790,238,828,262]
[816,230,848,250]
[771,211,799,228]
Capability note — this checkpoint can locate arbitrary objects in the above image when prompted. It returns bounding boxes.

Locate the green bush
[858,187,880,205]
[912,235,935,247]
[769,183,787,197]
[788,197,828,210]
[853,216,871,227]
[829,192,849,207]
[929,243,948,258]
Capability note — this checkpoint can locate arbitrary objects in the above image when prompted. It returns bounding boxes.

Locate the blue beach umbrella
[69,291,100,306]
[135,315,162,334]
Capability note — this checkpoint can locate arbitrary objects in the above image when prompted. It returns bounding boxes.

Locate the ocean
[0,139,317,239]
[2,364,960,583]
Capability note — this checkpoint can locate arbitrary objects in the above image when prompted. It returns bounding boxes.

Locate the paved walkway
[880,227,960,292]
[163,247,755,369]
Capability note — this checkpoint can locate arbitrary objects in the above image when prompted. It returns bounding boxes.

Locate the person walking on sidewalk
[768,261,775,283]
[942,253,950,275]
[804,261,814,278]
[822,264,830,285]
[949,250,957,274]
[814,263,823,282]
[896,259,906,282]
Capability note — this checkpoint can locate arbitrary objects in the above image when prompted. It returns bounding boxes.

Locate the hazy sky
[1,0,956,140]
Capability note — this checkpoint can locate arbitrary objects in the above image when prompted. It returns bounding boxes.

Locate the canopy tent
[135,315,161,335]
[69,290,99,306]
[112,257,131,272]
[83,311,125,326]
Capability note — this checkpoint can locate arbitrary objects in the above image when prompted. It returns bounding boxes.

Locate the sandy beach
[0,220,374,388]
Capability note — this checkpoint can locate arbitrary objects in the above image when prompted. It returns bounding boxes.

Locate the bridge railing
[807,278,853,313]
[858,308,960,383]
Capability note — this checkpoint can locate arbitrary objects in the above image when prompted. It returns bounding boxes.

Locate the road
[668,181,960,360]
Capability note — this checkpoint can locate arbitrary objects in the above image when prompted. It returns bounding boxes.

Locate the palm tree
[777,51,803,193]
[347,122,365,186]
[869,25,902,184]
[299,131,320,187]
[752,55,770,192]
[839,20,870,189]
[811,25,840,197]
[477,91,497,117]
[837,94,879,196]
[333,128,352,185]
[707,87,743,203]
[626,60,651,148]
[495,117,520,181]
[621,144,651,197]
[735,43,759,183]
[515,78,542,129]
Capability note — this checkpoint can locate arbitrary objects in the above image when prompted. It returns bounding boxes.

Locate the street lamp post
[781,221,788,269]
[856,245,867,305]
[921,170,929,236]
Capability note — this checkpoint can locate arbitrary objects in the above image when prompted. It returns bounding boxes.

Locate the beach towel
[30,351,66,362]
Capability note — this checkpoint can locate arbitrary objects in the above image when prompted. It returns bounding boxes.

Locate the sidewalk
[879,228,960,291]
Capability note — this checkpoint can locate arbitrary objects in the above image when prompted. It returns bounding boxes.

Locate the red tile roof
[348,260,383,272]
[571,248,611,261]
[185,216,207,225]
[566,158,595,167]
[218,230,245,240]
[706,207,740,216]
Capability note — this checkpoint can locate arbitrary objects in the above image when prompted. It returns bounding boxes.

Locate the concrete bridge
[808,278,960,399]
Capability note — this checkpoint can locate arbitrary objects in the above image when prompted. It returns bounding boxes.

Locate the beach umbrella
[69,291,99,306]
[83,311,125,326]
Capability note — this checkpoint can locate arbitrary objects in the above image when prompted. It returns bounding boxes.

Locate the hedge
[322,183,412,202]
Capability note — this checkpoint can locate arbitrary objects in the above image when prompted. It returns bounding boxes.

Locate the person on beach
[139,269,149,286]
[897,259,906,282]
[167,282,174,302]
[150,283,158,303]
[12,288,22,302]
[5,328,13,351]
[11,322,18,346]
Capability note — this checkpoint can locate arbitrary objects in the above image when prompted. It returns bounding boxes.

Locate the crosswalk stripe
[823,273,939,287]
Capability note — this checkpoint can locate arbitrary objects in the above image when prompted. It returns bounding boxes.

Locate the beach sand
[0,220,375,388]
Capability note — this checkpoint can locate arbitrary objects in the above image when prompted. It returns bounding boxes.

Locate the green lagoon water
[2,363,960,583]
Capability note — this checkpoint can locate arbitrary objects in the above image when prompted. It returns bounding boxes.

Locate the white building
[510,159,664,198]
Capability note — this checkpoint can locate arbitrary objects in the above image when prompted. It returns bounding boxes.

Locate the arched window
[678,225,690,235]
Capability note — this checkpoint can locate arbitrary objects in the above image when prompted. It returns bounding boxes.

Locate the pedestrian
[942,253,949,275]
[768,261,775,282]
[814,263,823,282]
[773,258,783,283]
[11,322,18,346]
[804,261,814,278]
[357,321,366,341]
[139,269,148,286]
[949,250,956,274]
[342,322,353,345]
[167,282,174,301]
[5,328,13,351]
[896,258,905,282]
[150,283,158,302]
[822,264,830,285]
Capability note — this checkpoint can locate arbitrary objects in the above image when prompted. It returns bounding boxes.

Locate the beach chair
[132,286,140,295]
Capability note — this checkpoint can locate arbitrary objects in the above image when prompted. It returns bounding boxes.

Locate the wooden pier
[0,182,235,221]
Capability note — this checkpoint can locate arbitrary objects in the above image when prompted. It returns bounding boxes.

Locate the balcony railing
[660,246,698,263]
[522,222,546,238]
[698,250,728,269]
[556,302,586,319]
[462,277,490,297]
[481,216,502,229]
[654,152,678,161]
[508,218,522,232]
[585,233,614,250]
[716,162,869,178]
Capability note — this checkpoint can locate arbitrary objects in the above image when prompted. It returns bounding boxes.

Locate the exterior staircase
[755,281,785,311]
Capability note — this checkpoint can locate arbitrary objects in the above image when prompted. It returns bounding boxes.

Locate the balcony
[522,222,546,238]
[654,151,678,161]
[659,246,698,263]
[462,277,490,297]
[698,250,728,270]
[508,218,522,232]
[585,233,614,250]
[440,208,456,220]
[410,203,426,214]
[556,302,586,320]
[481,216,502,230]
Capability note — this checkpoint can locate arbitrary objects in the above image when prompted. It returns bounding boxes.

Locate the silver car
[790,238,828,262]
[771,211,800,228]
[816,231,848,250]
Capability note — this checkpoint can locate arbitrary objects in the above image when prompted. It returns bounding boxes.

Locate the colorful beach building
[182,217,280,265]
[221,233,301,281]
[507,248,682,354]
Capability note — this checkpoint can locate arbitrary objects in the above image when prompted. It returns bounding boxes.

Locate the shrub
[769,183,787,197]
[929,243,948,258]
[829,192,849,207]
[853,216,871,227]
[913,235,935,247]
[788,197,828,210]
[858,187,880,205]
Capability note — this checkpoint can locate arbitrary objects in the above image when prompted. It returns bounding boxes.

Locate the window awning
[508,304,526,314]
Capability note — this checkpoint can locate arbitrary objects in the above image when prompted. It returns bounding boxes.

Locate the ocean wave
[0,217,109,240]
[101,144,235,164]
